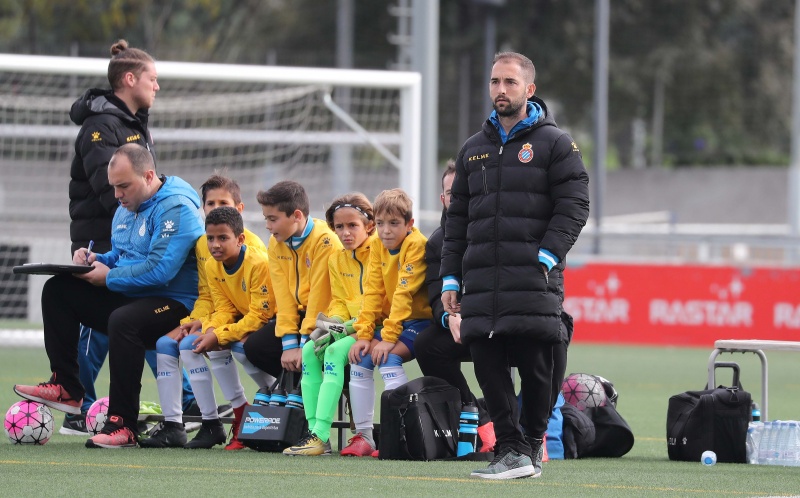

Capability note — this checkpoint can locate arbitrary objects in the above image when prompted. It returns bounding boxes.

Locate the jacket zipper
[481,163,488,195]
[291,247,301,305]
[353,249,365,294]
[491,145,504,337]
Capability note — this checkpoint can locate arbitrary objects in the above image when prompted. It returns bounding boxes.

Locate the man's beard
[493,98,526,117]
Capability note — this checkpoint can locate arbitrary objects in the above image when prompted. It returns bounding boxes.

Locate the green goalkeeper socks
[311,335,355,443]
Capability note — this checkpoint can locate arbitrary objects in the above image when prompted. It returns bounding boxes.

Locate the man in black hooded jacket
[441,52,589,479]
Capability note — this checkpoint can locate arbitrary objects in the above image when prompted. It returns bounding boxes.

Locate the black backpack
[378,376,461,461]
[666,362,751,463]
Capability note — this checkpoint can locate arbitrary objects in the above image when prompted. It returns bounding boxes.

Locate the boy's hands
[192,328,219,354]
[348,339,372,364]
[371,340,394,365]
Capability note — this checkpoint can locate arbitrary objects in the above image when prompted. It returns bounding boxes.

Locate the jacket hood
[70,88,148,127]
[138,176,201,212]
[482,95,557,142]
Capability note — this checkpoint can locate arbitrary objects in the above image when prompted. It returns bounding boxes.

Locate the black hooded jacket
[440,96,589,345]
[68,88,154,253]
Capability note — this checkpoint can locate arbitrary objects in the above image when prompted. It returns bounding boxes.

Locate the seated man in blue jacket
[14,143,205,449]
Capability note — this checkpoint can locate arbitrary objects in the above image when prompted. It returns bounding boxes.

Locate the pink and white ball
[562,373,607,411]
[86,397,110,436]
[4,400,54,445]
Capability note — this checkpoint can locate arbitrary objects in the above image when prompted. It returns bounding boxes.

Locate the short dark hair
[493,51,536,84]
[256,181,309,217]
[108,39,155,91]
[325,192,375,235]
[110,143,154,175]
[205,206,244,236]
[442,159,456,191]
[201,173,242,205]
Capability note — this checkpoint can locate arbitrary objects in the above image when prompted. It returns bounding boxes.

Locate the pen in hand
[85,240,94,266]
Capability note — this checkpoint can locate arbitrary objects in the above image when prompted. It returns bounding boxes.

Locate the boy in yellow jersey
[283,193,384,456]
[178,207,276,450]
[142,174,272,450]
[345,188,432,457]
[244,181,342,384]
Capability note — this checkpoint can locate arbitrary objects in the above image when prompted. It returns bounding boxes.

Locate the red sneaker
[340,432,375,457]
[14,378,82,415]
[85,415,137,448]
[225,404,247,451]
[478,421,496,452]
[371,449,379,458]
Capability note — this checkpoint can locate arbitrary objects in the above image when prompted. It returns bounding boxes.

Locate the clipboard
[12,263,94,275]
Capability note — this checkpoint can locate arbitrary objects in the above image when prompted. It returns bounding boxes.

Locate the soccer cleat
[14,380,82,415]
[371,449,379,458]
[85,415,137,448]
[340,432,376,457]
[139,421,188,448]
[282,432,332,456]
[470,448,536,480]
[183,401,233,433]
[224,404,247,451]
[184,419,226,449]
[477,421,496,452]
[59,412,88,436]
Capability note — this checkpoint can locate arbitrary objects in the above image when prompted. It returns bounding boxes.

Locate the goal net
[0,54,421,324]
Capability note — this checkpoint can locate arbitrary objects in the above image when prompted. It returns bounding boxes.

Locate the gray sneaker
[470,448,536,480]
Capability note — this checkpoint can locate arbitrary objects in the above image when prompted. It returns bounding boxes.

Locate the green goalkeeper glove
[310,313,350,360]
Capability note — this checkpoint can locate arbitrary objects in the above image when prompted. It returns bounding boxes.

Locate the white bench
[707,339,800,421]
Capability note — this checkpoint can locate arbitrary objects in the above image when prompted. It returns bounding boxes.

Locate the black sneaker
[139,421,188,448]
[184,419,227,449]
[59,412,88,436]
[183,401,233,432]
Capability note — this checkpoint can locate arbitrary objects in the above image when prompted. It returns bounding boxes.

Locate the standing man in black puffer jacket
[61,39,196,436]
[440,51,589,480]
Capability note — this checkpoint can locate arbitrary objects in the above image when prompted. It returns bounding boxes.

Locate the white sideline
[2,329,44,347]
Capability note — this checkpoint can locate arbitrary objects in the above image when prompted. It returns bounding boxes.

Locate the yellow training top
[354,226,431,343]
[327,233,387,323]
[203,245,275,346]
[268,218,342,339]
[183,228,267,324]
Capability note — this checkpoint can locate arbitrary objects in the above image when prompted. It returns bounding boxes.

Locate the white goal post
[0,53,421,324]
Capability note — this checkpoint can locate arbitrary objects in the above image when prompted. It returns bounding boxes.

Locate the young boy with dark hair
[344,188,432,457]
[141,174,272,450]
[244,181,342,414]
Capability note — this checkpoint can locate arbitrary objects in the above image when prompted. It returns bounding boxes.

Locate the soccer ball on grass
[86,396,110,436]
[4,400,54,445]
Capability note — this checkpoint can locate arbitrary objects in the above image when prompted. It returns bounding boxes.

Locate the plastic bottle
[253,386,271,406]
[783,421,800,467]
[777,421,791,466]
[746,424,760,465]
[758,421,774,465]
[751,402,761,422]
[286,388,304,410]
[269,386,287,407]
[456,403,479,457]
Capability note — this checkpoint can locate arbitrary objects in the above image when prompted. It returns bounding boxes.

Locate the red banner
[563,262,800,347]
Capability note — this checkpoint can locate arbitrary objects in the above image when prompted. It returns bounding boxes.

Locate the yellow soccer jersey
[203,245,275,346]
[182,228,266,324]
[355,226,431,343]
[327,233,388,323]
[268,218,342,339]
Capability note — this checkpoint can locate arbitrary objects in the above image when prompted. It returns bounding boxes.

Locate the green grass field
[2,342,800,497]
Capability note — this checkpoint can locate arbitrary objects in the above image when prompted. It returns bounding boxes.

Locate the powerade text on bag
[237,371,308,452]
[666,362,751,463]
[379,376,460,461]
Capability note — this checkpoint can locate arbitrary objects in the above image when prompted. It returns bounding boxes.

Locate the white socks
[179,349,218,420]
[232,350,276,389]
[207,350,247,409]
[379,364,408,390]
[349,365,375,433]
[155,353,183,423]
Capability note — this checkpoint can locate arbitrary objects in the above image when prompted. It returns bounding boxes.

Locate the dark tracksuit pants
[241,320,286,381]
[41,274,187,433]
[469,335,554,457]
[414,323,490,425]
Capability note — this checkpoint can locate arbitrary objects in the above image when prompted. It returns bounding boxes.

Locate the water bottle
[777,421,791,466]
[746,425,758,465]
[457,403,479,457]
[286,388,304,410]
[785,422,800,466]
[253,386,271,406]
[269,386,287,407]
[751,402,761,422]
[758,421,774,465]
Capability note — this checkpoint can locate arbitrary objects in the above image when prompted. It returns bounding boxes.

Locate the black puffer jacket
[440,96,589,345]
[68,89,154,253]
